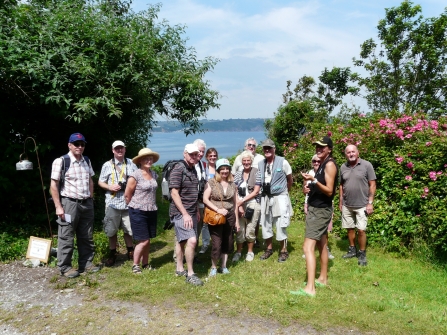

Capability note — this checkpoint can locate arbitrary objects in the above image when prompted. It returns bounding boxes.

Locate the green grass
[91,183,447,335]
[3,177,447,334]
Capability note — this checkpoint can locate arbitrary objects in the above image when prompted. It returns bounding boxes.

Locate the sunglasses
[312,160,321,163]
[247,144,256,148]
[72,141,85,148]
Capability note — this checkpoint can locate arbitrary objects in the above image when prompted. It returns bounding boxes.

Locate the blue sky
[132,0,446,120]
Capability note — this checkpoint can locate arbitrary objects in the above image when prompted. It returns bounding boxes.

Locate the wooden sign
[26,236,52,263]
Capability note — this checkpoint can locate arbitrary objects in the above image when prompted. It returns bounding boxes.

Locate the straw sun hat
[132,148,160,164]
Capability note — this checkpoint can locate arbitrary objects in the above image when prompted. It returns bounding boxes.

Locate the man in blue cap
[50,133,100,278]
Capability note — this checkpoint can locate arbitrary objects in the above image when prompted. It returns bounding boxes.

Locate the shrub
[284,112,447,260]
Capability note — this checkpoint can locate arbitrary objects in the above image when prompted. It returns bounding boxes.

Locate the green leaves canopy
[0,0,219,228]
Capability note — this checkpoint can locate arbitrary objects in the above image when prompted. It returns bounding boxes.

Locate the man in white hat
[170,144,204,286]
[98,140,138,266]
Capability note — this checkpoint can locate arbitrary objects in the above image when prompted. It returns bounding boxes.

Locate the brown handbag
[204,180,227,226]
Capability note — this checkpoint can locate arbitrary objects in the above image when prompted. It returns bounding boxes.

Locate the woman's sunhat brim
[132,148,160,164]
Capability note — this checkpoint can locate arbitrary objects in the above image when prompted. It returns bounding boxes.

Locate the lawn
[90,184,447,335]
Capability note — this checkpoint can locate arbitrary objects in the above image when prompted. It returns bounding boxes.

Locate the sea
[147,131,266,165]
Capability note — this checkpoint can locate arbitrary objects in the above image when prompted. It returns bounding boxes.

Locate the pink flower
[421,194,426,199]
[327,131,332,137]
[406,162,414,169]
[396,157,404,164]
[405,134,412,139]
[437,171,442,175]
[404,186,408,189]
[359,113,366,117]
[405,176,412,180]
[444,164,447,168]
[395,129,404,139]
[429,171,437,181]
[424,187,429,193]
[426,142,432,146]
[293,143,297,147]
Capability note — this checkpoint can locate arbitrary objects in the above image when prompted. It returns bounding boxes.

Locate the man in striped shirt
[50,133,100,278]
[169,144,203,286]
[98,141,138,267]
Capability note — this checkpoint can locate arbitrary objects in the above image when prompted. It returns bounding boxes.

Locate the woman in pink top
[124,148,159,274]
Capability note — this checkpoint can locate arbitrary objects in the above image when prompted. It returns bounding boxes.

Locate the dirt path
[0,262,362,335]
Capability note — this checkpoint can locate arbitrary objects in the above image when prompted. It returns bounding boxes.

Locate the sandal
[260,249,273,260]
[104,254,116,267]
[142,264,154,270]
[132,264,142,274]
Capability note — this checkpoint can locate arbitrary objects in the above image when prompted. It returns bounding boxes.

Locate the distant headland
[153,118,269,132]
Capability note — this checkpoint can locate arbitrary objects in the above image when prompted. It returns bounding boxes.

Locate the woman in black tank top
[291,136,338,297]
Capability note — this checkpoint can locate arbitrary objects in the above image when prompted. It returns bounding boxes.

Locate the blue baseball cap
[68,133,87,143]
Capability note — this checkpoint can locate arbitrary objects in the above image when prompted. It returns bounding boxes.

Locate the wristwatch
[368,201,373,205]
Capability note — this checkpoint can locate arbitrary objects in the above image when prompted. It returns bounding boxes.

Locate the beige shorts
[341,205,368,231]
[103,207,132,237]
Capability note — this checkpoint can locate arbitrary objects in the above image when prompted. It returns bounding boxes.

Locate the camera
[262,182,271,196]
[118,181,127,190]
[238,186,247,197]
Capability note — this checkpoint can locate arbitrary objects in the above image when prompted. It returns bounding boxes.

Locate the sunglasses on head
[312,160,320,163]
[72,141,85,148]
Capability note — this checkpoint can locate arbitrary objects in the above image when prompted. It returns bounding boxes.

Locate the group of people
[50,133,377,294]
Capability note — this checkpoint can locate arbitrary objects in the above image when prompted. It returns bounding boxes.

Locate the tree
[353,1,447,117]
[0,0,220,230]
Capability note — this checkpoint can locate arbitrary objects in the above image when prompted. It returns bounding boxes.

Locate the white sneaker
[232,252,242,262]
[245,252,254,262]
[328,251,335,260]
[199,244,209,254]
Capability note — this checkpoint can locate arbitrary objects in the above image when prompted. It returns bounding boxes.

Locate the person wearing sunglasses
[293,136,338,297]
[302,155,335,260]
[231,137,265,175]
[258,139,293,263]
[50,133,99,278]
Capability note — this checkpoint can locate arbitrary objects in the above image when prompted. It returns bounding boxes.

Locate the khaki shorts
[103,207,132,237]
[305,206,332,241]
[341,205,368,231]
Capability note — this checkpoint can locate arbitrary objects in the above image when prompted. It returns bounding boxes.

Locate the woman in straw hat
[124,148,160,274]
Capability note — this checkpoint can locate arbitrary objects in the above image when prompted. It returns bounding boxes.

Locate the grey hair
[240,150,254,162]
[311,154,318,162]
[193,139,206,149]
[244,137,257,147]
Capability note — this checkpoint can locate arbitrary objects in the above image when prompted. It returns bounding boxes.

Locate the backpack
[161,160,188,201]
[50,154,91,201]
[60,154,90,187]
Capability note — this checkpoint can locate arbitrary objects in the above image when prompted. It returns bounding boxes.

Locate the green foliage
[0,0,219,231]
[353,1,447,116]
[284,112,447,260]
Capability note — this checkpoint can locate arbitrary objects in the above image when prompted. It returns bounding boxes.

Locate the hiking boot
[358,250,368,266]
[232,252,242,262]
[342,246,357,259]
[79,264,101,274]
[186,274,204,286]
[278,251,289,263]
[105,254,116,267]
[61,268,80,278]
[260,249,273,260]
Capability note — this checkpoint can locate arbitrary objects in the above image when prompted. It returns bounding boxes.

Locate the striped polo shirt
[169,161,199,217]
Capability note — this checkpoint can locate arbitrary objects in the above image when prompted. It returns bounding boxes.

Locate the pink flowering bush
[284,112,447,257]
